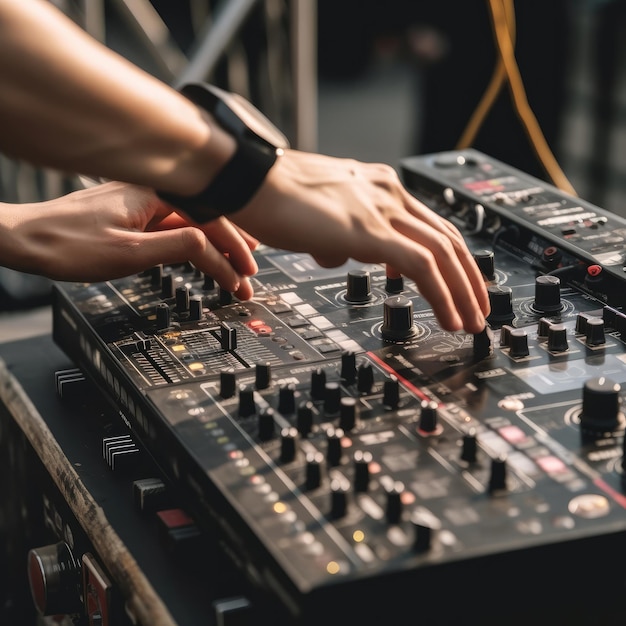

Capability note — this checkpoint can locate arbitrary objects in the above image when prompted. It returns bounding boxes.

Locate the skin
[0,0,489,333]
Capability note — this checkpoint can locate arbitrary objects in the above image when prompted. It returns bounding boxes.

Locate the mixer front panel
[52,150,626,624]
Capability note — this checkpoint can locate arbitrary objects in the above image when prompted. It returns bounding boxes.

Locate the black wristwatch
[157,82,290,223]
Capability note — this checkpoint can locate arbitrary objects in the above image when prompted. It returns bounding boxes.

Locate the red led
[587,265,602,277]
[156,508,194,529]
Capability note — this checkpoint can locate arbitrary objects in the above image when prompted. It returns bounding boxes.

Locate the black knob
[411,510,441,554]
[580,377,621,440]
[280,427,298,463]
[189,295,203,321]
[473,326,493,360]
[278,383,296,414]
[474,249,496,281]
[575,312,593,335]
[238,385,256,418]
[547,323,569,352]
[326,427,344,466]
[488,456,508,494]
[310,368,327,401]
[486,285,514,325]
[218,287,233,306]
[161,273,174,299]
[585,317,606,346]
[28,542,82,616]
[357,362,374,394]
[460,428,478,464]
[176,286,190,313]
[381,296,416,341]
[508,328,529,358]
[383,376,400,409]
[155,302,171,330]
[258,407,276,441]
[353,450,372,492]
[202,274,215,290]
[340,351,357,385]
[385,275,404,294]
[345,270,371,303]
[339,397,359,432]
[219,368,236,399]
[385,481,404,524]
[324,382,342,416]
[297,400,314,436]
[537,317,552,338]
[149,264,163,286]
[533,275,562,314]
[499,324,513,348]
[305,451,324,490]
[330,479,349,519]
[255,361,272,390]
[418,400,439,434]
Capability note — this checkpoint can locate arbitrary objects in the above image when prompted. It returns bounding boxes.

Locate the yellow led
[326,561,340,575]
[352,530,365,543]
[273,502,287,514]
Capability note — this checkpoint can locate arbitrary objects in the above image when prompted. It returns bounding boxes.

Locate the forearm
[0,0,234,195]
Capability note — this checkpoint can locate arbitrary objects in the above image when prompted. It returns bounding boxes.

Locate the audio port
[483,213,502,234]
[542,246,562,270]
[584,264,604,292]
[465,203,485,234]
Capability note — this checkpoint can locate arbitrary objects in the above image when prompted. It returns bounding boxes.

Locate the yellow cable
[457,0,576,196]
[488,0,576,195]
[456,0,515,149]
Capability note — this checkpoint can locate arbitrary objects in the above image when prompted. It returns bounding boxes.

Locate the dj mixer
[49,150,626,625]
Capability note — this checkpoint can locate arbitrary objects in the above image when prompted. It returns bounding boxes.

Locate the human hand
[231,150,490,333]
[1,181,258,300]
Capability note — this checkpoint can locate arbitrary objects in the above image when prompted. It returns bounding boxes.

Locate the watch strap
[156,83,284,222]
[158,138,281,222]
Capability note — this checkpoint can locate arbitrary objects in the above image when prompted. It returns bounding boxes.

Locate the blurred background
[3,0,626,314]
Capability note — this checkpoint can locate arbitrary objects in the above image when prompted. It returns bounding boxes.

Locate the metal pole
[174,0,260,87]
[290,0,318,151]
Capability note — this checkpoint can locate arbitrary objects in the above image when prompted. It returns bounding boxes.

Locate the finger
[400,191,490,316]
[385,264,402,279]
[391,222,487,333]
[231,223,260,251]
[389,242,464,332]
[148,214,258,278]
[201,218,259,277]
[126,228,246,294]
[233,276,254,300]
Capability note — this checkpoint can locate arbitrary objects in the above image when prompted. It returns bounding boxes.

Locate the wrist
[181,109,237,197]
[155,82,289,223]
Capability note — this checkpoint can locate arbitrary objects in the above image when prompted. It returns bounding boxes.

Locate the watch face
[200,84,290,150]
